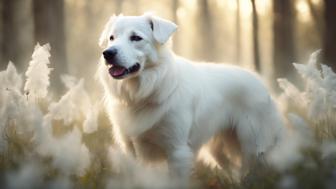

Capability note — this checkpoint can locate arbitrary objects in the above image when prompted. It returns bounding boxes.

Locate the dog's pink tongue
[109,66,126,77]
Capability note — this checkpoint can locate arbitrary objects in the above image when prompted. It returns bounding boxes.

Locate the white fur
[97,14,284,179]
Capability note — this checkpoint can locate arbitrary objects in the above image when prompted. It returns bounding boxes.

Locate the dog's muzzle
[102,48,140,79]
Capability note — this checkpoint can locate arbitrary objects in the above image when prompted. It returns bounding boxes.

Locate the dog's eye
[109,35,114,41]
[130,35,143,42]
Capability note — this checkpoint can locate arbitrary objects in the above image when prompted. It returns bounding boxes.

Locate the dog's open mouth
[107,63,140,79]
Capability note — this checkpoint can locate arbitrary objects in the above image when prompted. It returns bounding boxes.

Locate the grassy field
[0,45,335,189]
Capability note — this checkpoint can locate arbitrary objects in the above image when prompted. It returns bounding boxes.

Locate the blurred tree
[1,0,32,70]
[323,0,336,71]
[84,0,94,27]
[307,0,323,34]
[196,0,215,61]
[33,0,67,91]
[172,0,180,53]
[235,0,241,64]
[272,0,296,87]
[131,0,140,15]
[1,0,19,69]
[83,0,99,73]
[0,0,3,68]
[114,0,123,14]
[251,0,261,72]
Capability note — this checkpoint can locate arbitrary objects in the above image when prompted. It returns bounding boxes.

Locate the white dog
[97,13,284,180]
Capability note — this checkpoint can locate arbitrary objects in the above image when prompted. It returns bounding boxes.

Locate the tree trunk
[132,0,140,15]
[323,0,336,71]
[1,0,18,69]
[172,0,179,53]
[307,0,323,34]
[0,0,3,68]
[1,0,32,70]
[33,0,67,91]
[235,0,241,64]
[197,0,215,61]
[272,0,296,84]
[114,0,122,14]
[251,0,261,72]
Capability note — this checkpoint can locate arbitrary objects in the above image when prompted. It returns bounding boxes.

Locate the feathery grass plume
[49,127,91,176]
[0,61,23,91]
[268,113,313,171]
[0,62,45,153]
[106,146,179,189]
[321,64,336,92]
[273,50,336,175]
[278,50,336,120]
[0,63,23,128]
[293,50,323,87]
[24,43,52,100]
[0,43,94,187]
[277,78,308,110]
[60,75,100,133]
[48,77,90,125]
[36,115,91,176]
[291,50,336,119]
[1,43,336,189]
[83,103,99,134]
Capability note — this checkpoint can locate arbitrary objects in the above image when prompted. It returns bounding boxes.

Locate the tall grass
[0,46,335,189]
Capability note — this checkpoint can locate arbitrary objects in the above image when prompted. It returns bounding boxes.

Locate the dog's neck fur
[102,46,179,107]
[99,45,181,137]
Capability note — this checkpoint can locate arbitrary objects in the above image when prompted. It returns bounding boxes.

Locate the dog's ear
[99,15,117,47]
[146,14,177,45]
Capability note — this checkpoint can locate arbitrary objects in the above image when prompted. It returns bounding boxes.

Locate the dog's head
[99,14,177,80]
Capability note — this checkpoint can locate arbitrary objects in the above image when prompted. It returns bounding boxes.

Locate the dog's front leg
[167,145,194,182]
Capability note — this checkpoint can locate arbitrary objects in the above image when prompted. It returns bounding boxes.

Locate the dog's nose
[103,48,118,62]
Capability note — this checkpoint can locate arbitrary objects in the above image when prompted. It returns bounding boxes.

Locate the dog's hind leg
[236,101,284,174]
[208,129,242,170]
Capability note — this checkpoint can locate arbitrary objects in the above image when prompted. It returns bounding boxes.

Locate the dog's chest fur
[132,122,173,162]
[110,99,179,162]
[106,81,183,162]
